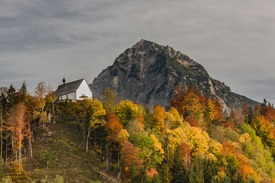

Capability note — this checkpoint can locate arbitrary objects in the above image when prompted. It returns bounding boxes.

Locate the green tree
[129,132,164,171]
[242,103,253,124]
[102,87,116,113]
[240,124,275,181]
[252,115,275,159]
[0,157,4,177]
[171,146,189,183]
[203,158,218,183]
[189,156,204,183]
[44,90,57,121]
[6,85,17,109]
[0,93,7,115]
[38,148,56,169]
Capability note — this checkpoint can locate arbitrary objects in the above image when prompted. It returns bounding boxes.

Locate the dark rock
[90,39,259,113]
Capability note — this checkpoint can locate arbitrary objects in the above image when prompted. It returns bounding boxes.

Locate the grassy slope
[23,123,116,183]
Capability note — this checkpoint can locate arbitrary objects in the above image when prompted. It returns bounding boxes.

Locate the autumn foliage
[0,84,275,182]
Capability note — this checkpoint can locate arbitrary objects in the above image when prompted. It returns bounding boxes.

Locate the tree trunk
[0,111,2,158]
[15,150,18,163]
[5,141,7,163]
[18,148,22,172]
[117,166,121,183]
[100,138,102,154]
[85,126,90,153]
[105,143,109,171]
[11,135,14,155]
[117,146,120,166]
[28,138,33,158]
[82,126,86,146]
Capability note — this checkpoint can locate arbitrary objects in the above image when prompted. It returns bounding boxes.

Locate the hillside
[20,123,116,183]
[91,39,258,113]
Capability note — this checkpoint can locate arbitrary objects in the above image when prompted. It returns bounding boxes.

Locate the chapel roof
[55,78,85,96]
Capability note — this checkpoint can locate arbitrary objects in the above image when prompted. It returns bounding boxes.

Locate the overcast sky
[1,0,275,103]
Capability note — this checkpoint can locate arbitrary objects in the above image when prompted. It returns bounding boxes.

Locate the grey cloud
[1,0,275,104]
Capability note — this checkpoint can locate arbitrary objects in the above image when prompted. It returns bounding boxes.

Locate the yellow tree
[24,94,42,158]
[166,123,215,164]
[252,115,275,158]
[114,100,139,126]
[205,98,224,125]
[166,107,183,129]
[79,99,106,153]
[151,105,166,134]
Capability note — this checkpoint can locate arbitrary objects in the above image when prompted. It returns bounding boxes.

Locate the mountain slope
[24,123,116,182]
[91,39,258,112]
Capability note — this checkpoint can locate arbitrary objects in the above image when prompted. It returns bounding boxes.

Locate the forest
[0,82,274,183]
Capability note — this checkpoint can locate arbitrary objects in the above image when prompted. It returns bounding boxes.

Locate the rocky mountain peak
[91,40,258,111]
[132,39,199,67]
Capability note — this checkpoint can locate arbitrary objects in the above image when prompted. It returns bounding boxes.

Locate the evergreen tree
[189,157,204,183]
[159,164,170,183]
[18,82,27,103]
[171,146,188,183]
[138,167,151,183]
[203,159,218,183]
[0,93,7,115]
[6,85,17,109]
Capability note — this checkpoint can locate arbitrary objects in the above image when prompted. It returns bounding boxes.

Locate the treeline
[0,83,274,183]
[54,86,275,183]
[0,82,55,177]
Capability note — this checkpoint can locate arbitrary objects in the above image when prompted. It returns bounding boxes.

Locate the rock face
[91,39,258,112]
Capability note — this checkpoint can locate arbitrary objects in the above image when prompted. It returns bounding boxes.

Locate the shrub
[38,148,56,168]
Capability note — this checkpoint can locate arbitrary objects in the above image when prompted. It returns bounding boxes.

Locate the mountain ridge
[91,39,259,113]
